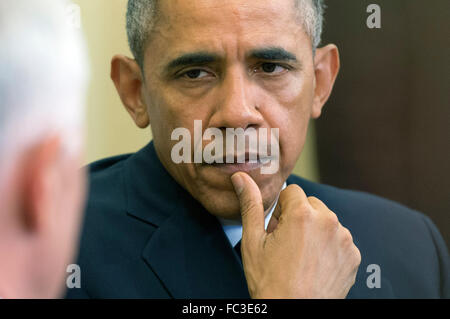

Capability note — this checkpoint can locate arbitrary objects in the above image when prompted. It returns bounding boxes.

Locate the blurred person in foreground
[68,0,449,299]
[0,0,88,298]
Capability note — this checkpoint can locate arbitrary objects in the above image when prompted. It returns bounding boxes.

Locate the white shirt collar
[218,182,287,247]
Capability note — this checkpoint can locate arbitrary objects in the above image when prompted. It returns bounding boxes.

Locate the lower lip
[207,161,265,174]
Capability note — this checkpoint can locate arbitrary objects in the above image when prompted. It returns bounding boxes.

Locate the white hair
[0,0,89,180]
[126,0,326,68]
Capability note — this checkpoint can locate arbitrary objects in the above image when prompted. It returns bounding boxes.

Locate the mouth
[204,153,275,174]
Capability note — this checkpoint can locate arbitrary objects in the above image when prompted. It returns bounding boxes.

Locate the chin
[195,182,280,221]
[198,189,242,220]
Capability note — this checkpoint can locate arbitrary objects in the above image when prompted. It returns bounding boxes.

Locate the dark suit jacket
[66,142,449,298]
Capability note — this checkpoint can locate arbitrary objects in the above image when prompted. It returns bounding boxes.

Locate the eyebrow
[163,47,299,75]
[164,52,220,73]
[247,47,298,62]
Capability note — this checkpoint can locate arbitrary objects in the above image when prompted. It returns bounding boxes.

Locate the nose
[209,66,264,130]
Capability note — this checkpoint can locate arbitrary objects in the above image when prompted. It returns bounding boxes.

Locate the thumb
[231,172,265,240]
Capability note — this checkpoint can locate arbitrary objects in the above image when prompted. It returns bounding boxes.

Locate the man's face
[142,0,319,219]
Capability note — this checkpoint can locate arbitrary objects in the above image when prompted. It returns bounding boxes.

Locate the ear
[311,44,340,119]
[110,55,150,128]
[22,136,62,233]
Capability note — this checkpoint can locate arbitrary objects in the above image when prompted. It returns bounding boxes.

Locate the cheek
[147,83,210,137]
[145,86,211,181]
[261,74,315,170]
[146,91,186,162]
[279,72,315,114]
[262,69,315,124]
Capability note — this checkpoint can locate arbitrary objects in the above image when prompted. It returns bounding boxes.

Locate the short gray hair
[126,0,326,68]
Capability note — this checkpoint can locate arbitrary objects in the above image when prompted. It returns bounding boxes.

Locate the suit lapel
[141,196,249,298]
[124,142,249,298]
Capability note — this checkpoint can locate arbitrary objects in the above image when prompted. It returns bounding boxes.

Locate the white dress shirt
[218,182,287,247]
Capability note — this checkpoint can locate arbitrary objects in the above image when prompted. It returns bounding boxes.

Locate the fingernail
[231,174,244,196]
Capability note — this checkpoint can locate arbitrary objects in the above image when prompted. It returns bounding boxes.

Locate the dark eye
[186,69,201,78]
[182,69,209,79]
[257,63,287,74]
[262,63,277,73]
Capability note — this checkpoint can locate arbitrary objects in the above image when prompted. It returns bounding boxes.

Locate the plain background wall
[73,0,320,182]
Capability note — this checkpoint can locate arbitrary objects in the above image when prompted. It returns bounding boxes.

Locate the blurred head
[0,0,88,298]
[112,0,339,220]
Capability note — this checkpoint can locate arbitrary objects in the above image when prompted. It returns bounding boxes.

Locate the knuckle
[286,184,303,194]
[352,246,362,266]
[283,185,305,201]
[341,226,354,246]
[298,201,311,214]
[281,185,297,200]
[326,211,339,228]
[281,185,315,224]
[307,196,322,209]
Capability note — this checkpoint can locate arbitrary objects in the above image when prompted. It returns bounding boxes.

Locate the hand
[231,172,361,299]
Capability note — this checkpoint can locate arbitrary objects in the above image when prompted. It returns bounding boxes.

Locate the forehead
[158,0,297,25]
[146,0,309,66]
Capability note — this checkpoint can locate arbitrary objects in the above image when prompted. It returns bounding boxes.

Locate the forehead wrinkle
[156,0,300,36]
[147,0,308,74]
